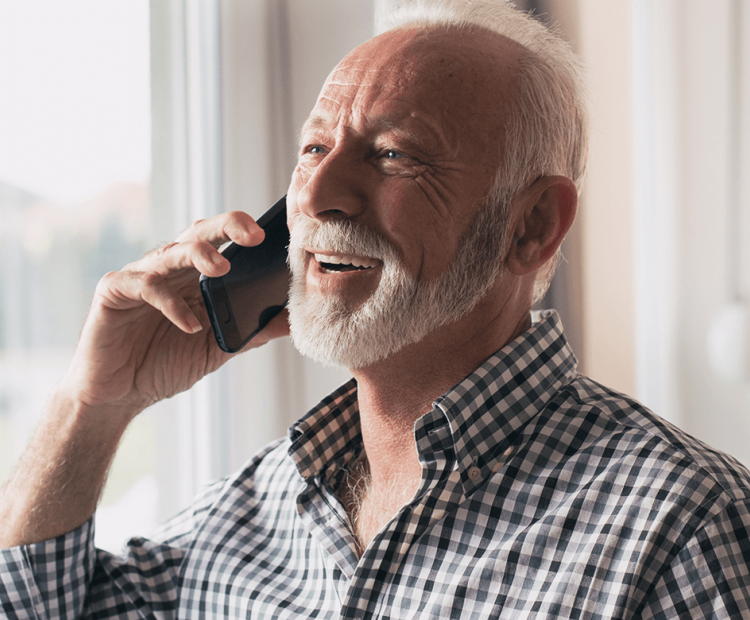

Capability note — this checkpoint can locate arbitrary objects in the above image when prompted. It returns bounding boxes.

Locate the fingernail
[187,316,203,333]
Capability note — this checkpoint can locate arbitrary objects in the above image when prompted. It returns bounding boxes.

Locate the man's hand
[64,210,289,418]
[0,211,289,548]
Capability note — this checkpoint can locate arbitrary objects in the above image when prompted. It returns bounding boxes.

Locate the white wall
[576,0,637,396]
[553,0,750,463]
[673,0,750,463]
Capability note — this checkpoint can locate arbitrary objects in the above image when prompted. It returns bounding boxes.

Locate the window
[0,0,157,551]
[1,0,375,553]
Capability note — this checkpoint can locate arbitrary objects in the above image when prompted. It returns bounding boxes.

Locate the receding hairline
[299,23,524,160]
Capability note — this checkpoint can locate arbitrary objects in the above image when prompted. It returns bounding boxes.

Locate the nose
[292,146,368,222]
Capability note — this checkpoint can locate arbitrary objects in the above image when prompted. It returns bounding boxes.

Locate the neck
[350,290,531,489]
[339,280,533,554]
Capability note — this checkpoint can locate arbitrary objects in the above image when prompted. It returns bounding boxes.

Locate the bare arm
[0,212,289,548]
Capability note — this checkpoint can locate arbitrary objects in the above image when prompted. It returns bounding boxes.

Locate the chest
[174,471,663,620]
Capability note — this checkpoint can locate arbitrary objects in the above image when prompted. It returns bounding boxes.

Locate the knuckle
[179,239,207,256]
[187,238,218,257]
[96,270,120,292]
[224,210,254,229]
[100,270,119,283]
[153,241,178,257]
[225,211,261,240]
[140,272,165,290]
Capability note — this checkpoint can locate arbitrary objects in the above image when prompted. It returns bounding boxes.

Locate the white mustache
[289,218,399,263]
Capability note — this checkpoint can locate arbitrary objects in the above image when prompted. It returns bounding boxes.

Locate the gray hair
[380,0,588,302]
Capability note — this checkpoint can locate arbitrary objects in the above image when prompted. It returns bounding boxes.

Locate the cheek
[374,186,422,243]
[375,184,462,281]
[412,168,462,221]
[378,180,451,229]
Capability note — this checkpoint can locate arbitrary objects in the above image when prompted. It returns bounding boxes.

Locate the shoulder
[564,376,750,501]
[541,375,750,536]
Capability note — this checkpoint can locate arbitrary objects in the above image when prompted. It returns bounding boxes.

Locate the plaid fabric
[3,310,750,619]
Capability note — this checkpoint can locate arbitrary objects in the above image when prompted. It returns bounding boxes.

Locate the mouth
[312,251,381,273]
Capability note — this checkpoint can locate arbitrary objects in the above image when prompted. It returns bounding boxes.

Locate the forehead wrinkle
[326,63,419,103]
[332,60,413,78]
[300,110,457,161]
[300,114,329,133]
[303,40,481,160]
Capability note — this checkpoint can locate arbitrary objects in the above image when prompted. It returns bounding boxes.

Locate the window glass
[0,0,156,552]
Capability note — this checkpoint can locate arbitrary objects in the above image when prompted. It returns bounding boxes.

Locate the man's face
[286,26,519,368]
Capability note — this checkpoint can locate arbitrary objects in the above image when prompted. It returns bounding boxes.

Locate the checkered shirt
[3,310,750,619]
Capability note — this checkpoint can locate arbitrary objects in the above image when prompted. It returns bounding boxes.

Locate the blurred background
[0,0,748,552]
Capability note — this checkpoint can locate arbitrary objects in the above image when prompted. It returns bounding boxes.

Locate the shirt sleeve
[1,519,96,620]
[0,500,203,620]
[638,500,750,619]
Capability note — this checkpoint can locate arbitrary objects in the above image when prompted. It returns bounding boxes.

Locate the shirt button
[467,466,482,481]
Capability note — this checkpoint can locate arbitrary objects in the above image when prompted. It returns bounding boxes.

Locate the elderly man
[2,1,750,618]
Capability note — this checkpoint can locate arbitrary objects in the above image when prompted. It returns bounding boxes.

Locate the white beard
[287,199,509,369]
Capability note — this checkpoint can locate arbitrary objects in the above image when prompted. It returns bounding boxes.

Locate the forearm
[0,211,282,550]
[0,384,132,548]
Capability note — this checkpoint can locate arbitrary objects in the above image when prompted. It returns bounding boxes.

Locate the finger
[97,271,203,334]
[245,308,290,348]
[140,274,204,334]
[176,211,266,248]
[136,240,232,278]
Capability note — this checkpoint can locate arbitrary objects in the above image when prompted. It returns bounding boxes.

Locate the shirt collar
[288,310,577,489]
[288,378,361,483]
[427,309,578,494]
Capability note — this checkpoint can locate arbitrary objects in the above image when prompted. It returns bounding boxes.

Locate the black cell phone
[199,195,290,353]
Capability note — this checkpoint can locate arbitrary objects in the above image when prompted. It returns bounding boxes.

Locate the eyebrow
[298,115,329,148]
[298,111,454,158]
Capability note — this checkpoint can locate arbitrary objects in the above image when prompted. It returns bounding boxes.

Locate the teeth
[314,253,379,270]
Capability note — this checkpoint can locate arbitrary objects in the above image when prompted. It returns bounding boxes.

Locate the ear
[505,175,578,276]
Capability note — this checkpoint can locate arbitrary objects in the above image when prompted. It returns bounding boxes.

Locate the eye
[305,145,326,155]
[373,146,425,176]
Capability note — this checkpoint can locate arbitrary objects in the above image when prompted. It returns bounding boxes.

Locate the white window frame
[151,0,375,510]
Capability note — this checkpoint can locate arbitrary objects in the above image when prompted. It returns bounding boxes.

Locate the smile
[313,252,380,273]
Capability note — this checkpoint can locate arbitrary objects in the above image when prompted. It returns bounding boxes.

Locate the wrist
[52,371,147,430]
[0,385,132,548]
[42,384,131,459]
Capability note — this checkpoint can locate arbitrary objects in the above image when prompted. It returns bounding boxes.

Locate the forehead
[305,26,520,150]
